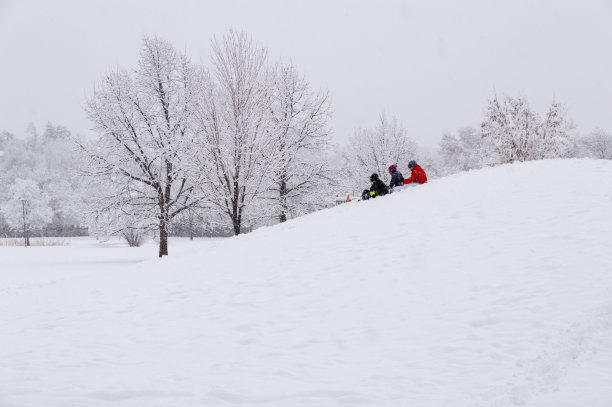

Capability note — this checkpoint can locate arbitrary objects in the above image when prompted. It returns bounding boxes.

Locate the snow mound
[3,159,612,407]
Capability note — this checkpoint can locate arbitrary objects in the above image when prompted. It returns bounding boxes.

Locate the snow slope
[2,159,612,407]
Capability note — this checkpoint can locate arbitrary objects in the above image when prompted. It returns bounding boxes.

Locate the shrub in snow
[122,228,144,247]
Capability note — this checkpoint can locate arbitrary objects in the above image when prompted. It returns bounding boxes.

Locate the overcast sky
[1,0,611,148]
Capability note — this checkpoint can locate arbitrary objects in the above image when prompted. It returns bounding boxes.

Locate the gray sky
[1,0,611,148]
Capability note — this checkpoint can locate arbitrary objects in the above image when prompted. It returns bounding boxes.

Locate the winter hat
[408,160,417,169]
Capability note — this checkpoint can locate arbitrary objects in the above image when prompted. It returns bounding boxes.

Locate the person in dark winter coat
[388,164,404,189]
[361,189,371,200]
[369,173,389,197]
[403,160,428,184]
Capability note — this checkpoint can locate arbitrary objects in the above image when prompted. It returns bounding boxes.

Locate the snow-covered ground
[1,159,612,407]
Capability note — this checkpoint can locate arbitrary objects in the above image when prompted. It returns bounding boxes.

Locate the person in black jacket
[369,173,389,197]
[388,164,404,189]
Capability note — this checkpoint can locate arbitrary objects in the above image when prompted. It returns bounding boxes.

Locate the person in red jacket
[403,160,427,184]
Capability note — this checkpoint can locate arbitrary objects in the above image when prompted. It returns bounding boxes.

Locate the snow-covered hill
[2,159,612,407]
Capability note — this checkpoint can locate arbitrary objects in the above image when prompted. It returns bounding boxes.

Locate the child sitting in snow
[388,164,404,191]
[368,173,389,197]
[403,160,427,185]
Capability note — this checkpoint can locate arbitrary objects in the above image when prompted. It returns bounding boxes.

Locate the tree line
[1,31,610,255]
[78,31,332,256]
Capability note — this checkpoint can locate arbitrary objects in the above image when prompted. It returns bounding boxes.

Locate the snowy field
[2,159,612,407]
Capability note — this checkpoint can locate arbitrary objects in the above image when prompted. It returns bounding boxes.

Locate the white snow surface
[2,159,612,407]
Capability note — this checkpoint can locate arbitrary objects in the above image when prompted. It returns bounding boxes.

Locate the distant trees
[438,126,491,175]
[0,123,85,239]
[0,178,53,245]
[434,94,589,177]
[481,94,574,164]
[576,128,612,159]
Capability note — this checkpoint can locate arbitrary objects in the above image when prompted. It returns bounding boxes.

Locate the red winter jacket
[403,165,427,184]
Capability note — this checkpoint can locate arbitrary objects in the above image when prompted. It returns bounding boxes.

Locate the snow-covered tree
[481,94,575,163]
[267,62,333,222]
[481,94,540,163]
[577,128,612,159]
[0,139,43,237]
[0,178,53,244]
[537,100,574,159]
[193,30,273,235]
[42,122,71,144]
[80,36,206,257]
[438,126,494,175]
[0,125,87,237]
[0,130,14,149]
[438,132,463,173]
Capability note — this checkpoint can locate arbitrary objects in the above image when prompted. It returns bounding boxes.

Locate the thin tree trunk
[231,186,242,235]
[189,210,194,241]
[159,216,169,257]
[279,178,288,223]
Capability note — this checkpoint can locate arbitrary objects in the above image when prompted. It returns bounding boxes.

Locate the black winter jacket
[389,171,404,188]
[370,178,389,196]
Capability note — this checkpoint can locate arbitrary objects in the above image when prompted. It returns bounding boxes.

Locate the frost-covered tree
[481,94,574,163]
[341,114,418,193]
[0,126,86,237]
[438,132,463,172]
[267,62,333,222]
[481,94,540,163]
[0,137,44,236]
[577,128,612,159]
[193,30,273,235]
[80,36,205,257]
[438,126,494,175]
[0,130,14,149]
[0,178,53,244]
[43,122,71,144]
[537,100,574,159]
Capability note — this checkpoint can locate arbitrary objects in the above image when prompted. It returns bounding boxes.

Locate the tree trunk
[189,215,194,241]
[279,178,288,223]
[232,215,241,235]
[231,191,242,235]
[159,217,168,257]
